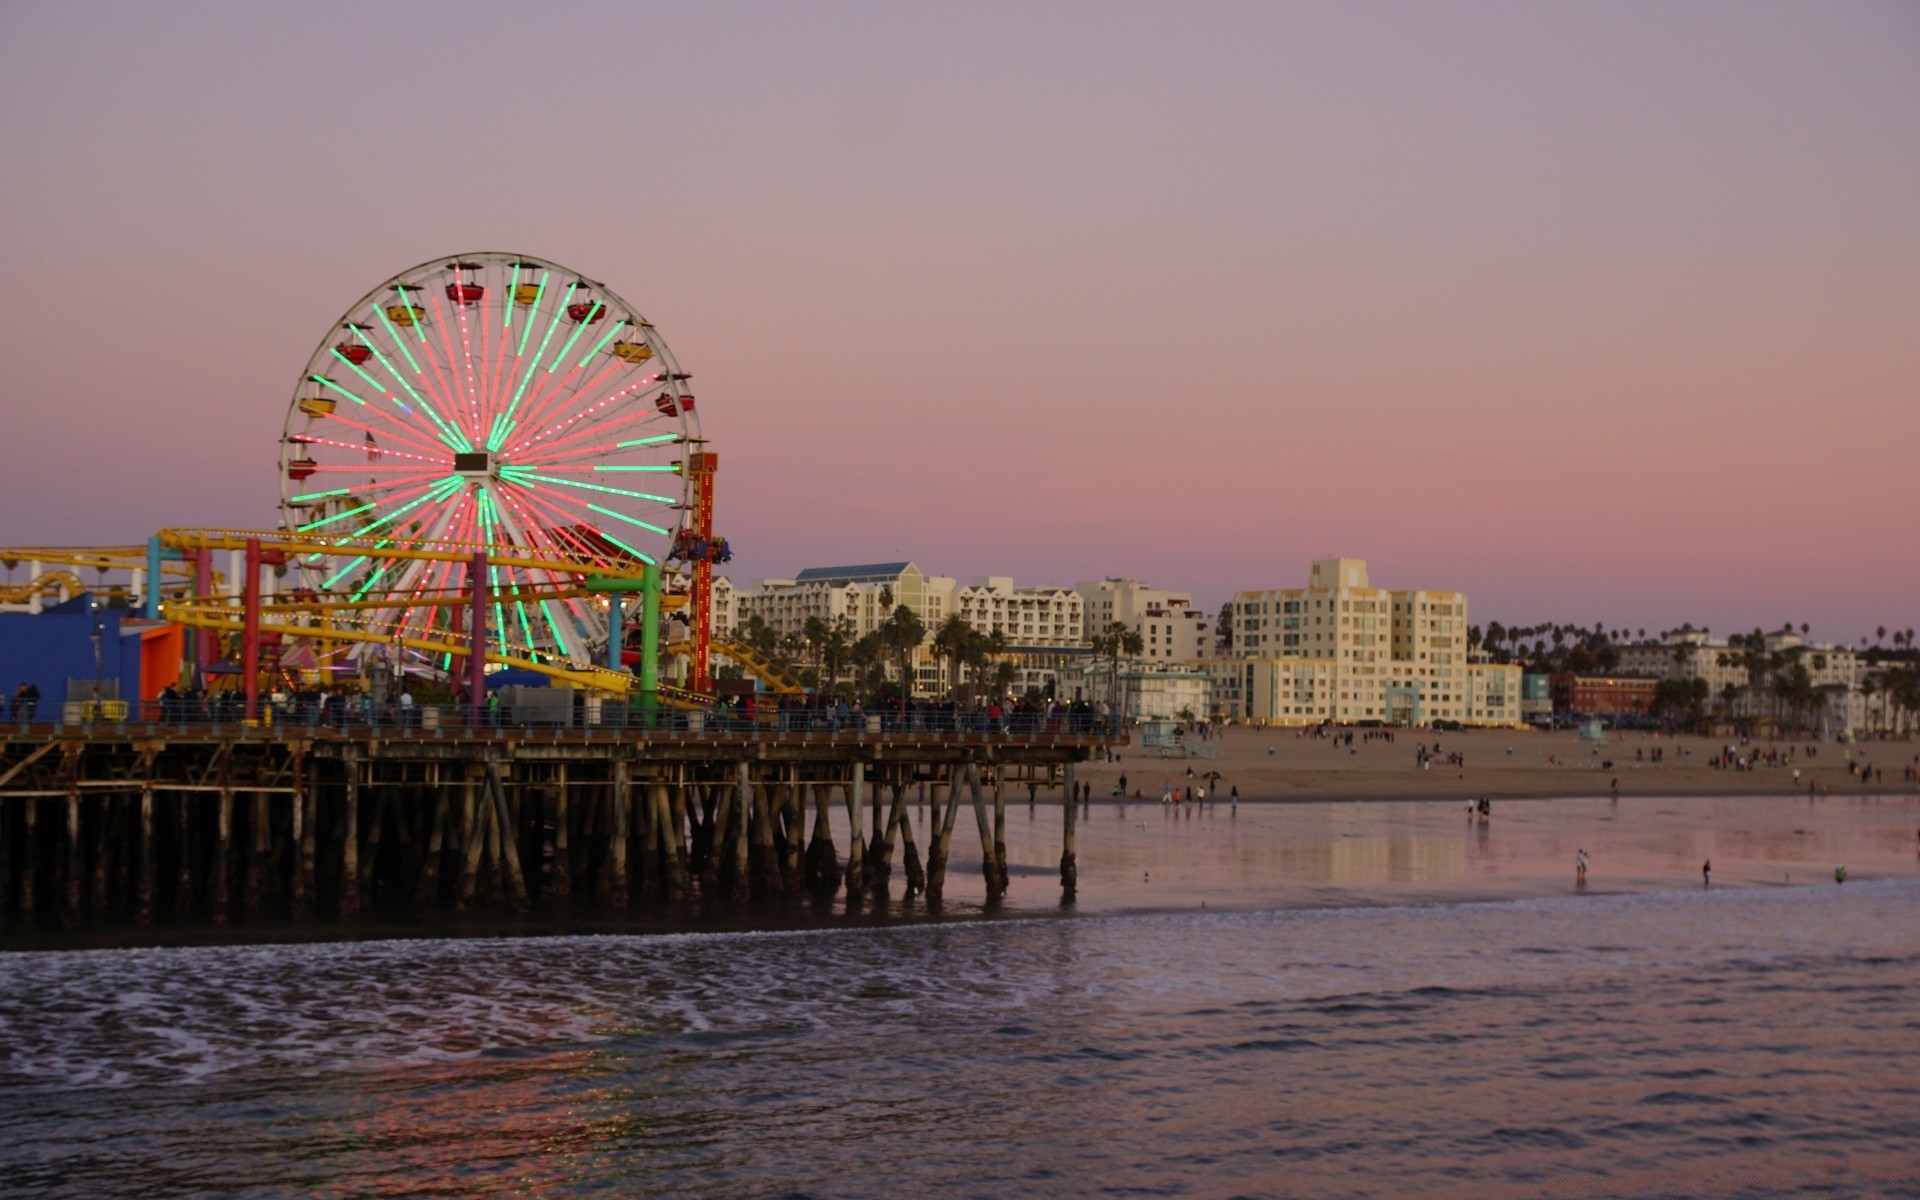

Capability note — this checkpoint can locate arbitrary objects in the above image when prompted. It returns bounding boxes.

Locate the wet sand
[986,789,1920,915]
[1077,726,1920,803]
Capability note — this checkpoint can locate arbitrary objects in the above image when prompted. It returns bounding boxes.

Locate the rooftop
[793,562,913,584]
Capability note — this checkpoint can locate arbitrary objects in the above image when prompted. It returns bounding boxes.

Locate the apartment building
[1206,557,1520,727]
[739,564,1090,697]
[737,562,956,641]
[1073,578,1213,662]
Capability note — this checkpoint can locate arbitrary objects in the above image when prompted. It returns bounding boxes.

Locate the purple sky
[2,3,1915,642]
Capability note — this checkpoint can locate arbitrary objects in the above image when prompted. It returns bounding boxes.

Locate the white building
[1210,557,1521,727]
[1062,661,1213,722]
[1073,578,1214,663]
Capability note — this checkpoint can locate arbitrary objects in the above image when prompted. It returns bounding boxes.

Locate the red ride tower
[689,451,718,692]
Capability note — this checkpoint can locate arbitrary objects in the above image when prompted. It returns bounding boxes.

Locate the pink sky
[1,3,1915,642]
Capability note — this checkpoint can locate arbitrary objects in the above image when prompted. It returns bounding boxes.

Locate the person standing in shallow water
[1702,859,1712,888]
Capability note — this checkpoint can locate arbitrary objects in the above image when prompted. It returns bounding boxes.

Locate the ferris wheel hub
[452,450,496,478]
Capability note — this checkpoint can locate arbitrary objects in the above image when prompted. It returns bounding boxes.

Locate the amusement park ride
[1,253,778,715]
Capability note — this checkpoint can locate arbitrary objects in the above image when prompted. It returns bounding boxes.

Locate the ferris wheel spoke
[409,287,473,447]
[479,485,588,659]
[505,357,627,450]
[514,431,681,468]
[505,299,615,438]
[426,286,480,445]
[495,509,595,633]
[501,478,660,567]
[488,279,578,452]
[367,306,472,452]
[299,410,454,463]
[507,390,671,460]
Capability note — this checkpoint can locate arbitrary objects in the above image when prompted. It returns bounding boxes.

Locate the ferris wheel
[279,253,699,670]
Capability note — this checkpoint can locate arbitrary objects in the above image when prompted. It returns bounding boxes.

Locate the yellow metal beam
[158,528,654,579]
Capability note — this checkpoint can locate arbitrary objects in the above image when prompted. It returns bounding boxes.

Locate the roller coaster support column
[241,538,262,721]
[468,552,488,726]
[606,592,623,671]
[640,561,661,727]
[145,536,162,620]
[193,546,214,671]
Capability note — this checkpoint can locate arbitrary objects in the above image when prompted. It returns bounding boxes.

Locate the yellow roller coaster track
[0,570,85,606]
[164,598,638,695]
[705,636,806,695]
[158,528,656,580]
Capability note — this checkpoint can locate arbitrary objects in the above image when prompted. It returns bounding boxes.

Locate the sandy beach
[1078,726,1920,804]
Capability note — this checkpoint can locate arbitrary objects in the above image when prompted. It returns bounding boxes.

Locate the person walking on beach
[1576,849,1589,885]
[1702,859,1712,888]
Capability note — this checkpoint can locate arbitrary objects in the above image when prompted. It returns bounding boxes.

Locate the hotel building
[1204,557,1522,727]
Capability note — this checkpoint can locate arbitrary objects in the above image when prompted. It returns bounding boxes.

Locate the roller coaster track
[0,570,84,606]
[161,595,656,697]
[706,636,806,695]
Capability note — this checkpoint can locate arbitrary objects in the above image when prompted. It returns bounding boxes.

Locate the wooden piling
[64,790,81,924]
[455,769,485,910]
[339,750,359,918]
[667,772,689,899]
[416,787,448,904]
[248,792,270,915]
[655,783,685,901]
[896,783,926,897]
[992,771,1008,896]
[175,793,193,915]
[213,785,232,923]
[732,762,751,904]
[291,758,310,920]
[90,795,113,916]
[19,799,35,920]
[486,763,530,913]
[926,766,962,904]
[610,757,631,908]
[800,782,836,896]
[705,774,734,897]
[551,769,571,900]
[843,763,867,896]
[970,764,1001,901]
[1060,761,1077,897]
[137,786,154,924]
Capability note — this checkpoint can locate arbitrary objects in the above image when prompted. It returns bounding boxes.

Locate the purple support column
[193,547,214,669]
[468,552,488,726]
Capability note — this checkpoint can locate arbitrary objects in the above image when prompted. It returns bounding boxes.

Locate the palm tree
[1089,620,1144,716]
[849,630,885,700]
[820,616,854,695]
[882,604,925,698]
[933,614,976,701]
[802,615,830,685]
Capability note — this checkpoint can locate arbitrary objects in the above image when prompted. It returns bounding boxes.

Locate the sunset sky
[1,2,1915,641]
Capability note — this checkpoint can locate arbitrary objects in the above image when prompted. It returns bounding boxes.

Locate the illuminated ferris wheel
[279,253,699,668]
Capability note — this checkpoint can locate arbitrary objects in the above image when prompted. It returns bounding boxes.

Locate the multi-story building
[1073,578,1213,662]
[1550,673,1658,717]
[1616,627,1749,695]
[709,576,737,640]
[952,577,1087,697]
[738,562,956,641]
[740,564,1094,697]
[954,578,1083,647]
[1205,557,1520,727]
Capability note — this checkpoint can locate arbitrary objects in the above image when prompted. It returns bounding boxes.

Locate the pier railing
[9,701,1126,744]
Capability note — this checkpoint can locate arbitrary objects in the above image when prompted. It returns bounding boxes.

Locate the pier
[0,718,1103,939]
